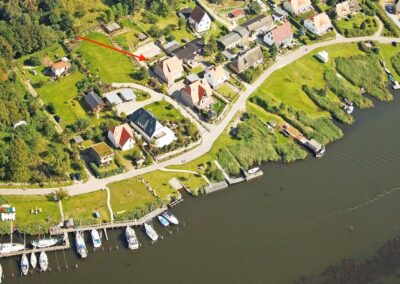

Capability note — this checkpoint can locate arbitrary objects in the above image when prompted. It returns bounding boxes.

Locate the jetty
[281,124,325,157]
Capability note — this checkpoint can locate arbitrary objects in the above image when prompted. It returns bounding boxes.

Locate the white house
[107,123,135,151]
[283,0,313,15]
[51,59,71,78]
[189,6,211,33]
[263,21,293,47]
[205,65,229,88]
[128,108,176,148]
[304,13,332,35]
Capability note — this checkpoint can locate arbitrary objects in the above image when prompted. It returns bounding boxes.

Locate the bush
[89,162,124,179]
[390,52,400,76]
[24,56,41,66]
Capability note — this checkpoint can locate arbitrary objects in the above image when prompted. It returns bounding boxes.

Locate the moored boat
[344,105,354,114]
[0,263,3,283]
[157,215,170,227]
[248,167,260,174]
[31,238,59,248]
[0,243,24,254]
[125,226,139,250]
[21,253,29,275]
[344,98,353,106]
[162,211,179,225]
[39,251,48,272]
[91,229,101,248]
[144,223,158,241]
[30,251,37,269]
[75,231,87,258]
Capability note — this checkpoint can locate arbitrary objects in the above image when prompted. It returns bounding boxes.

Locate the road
[2,35,399,196]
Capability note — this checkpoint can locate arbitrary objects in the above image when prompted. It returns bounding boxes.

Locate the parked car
[54,115,61,123]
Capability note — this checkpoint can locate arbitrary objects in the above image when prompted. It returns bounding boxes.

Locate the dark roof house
[84,91,105,112]
[189,6,207,24]
[171,38,205,64]
[128,108,160,138]
[229,46,264,74]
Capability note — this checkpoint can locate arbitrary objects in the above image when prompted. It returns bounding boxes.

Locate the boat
[75,231,88,258]
[343,105,354,114]
[125,226,139,250]
[344,98,353,106]
[157,215,170,227]
[21,253,29,275]
[30,251,37,269]
[0,243,24,254]
[162,211,179,225]
[31,238,59,248]
[144,223,158,241]
[0,263,3,283]
[91,229,101,248]
[248,167,260,174]
[39,251,48,272]
[316,145,326,158]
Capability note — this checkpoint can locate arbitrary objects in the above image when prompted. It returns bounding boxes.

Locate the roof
[183,79,213,103]
[137,32,148,40]
[309,13,332,30]
[179,7,193,18]
[104,22,122,33]
[336,0,361,16]
[128,108,163,138]
[163,41,181,55]
[218,32,242,47]
[155,56,184,80]
[271,21,293,43]
[109,123,134,147]
[172,38,204,61]
[105,92,123,105]
[72,135,84,144]
[190,6,207,24]
[118,88,136,101]
[52,60,70,70]
[230,46,264,73]
[241,14,273,32]
[285,0,312,12]
[233,26,250,38]
[187,73,201,83]
[91,142,114,157]
[206,65,228,82]
[84,91,104,111]
[229,8,245,18]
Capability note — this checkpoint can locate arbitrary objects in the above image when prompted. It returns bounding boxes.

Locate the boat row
[21,251,48,275]
[0,237,60,255]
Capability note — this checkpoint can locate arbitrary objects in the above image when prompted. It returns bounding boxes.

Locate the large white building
[205,65,229,88]
[189,6,211,33]
[304,13,332,35]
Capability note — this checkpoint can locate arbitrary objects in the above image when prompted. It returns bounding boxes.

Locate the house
[219,31,244,49]
[154,56,184,86]
[88,142,115,166]
[189,6,212,33]
[51,60,71,78]
[396,1,400,18]
[304,13,333,35]
[83,91,105,112]
[205,65,230,88]
[171,38,205,66]
[229,46,264,74]
[108,123,135,151]
[162,40,181,55]
[272,7,289,21]
[283,0,313,15]
[180,79,214,109]
[179,7,193,19]
[263,21,293,47]
[127,108,176,148]
[229,8,246,19]
[335,0,361,19]
[241,14,274,36]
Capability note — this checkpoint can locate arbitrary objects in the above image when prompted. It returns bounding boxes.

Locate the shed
[316,51,329,63]
[105,92,123,105]
[71,135,84,144]
[137,32,148,41]
[118,88,136,101]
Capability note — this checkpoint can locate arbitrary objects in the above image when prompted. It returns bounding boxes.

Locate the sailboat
[21,253,29,275]
[144,223,158,241]
[0,222,24,255]
[30,251,37,269]
[75,231,88,258]
[39,251,48,272]
[31,238,59,248]
[91,229,101,248]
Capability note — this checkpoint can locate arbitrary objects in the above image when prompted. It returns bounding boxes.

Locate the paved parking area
[135,42,162,60]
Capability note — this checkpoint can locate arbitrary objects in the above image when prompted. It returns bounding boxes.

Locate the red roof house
[107,123,135,151]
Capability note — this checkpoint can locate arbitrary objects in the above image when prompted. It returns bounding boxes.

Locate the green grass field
[144,101,184,122]
[76,32,136,83]
[334,14,378,37]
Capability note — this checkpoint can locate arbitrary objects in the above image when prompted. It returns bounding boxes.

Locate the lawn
[144,101,184,122]
[333,14,378,37]
[379,43,400,81]
[62,190,110,225]
[76,32,136,83]
[108,177,157,214]
[113,18,146,51]
[61,0,108,31]
[216,83,238,101]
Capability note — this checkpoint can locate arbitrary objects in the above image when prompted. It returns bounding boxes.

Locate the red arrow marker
[76,35,147,61]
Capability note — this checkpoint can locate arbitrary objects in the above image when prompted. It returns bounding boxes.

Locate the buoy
[75,264,78,269]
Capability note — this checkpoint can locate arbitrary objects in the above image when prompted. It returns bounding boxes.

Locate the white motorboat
[144,223,158,241]
[39,251,48,272]
[125,226,139,250]
[91,229,101,248]
[248,167,260,174]
[344,105,354,114]
[0,243,24,254]
[162,211,179,225]
[0,263,3,283]
[31,238,59,248]
[157,215,170,227]
[30,251,37,269]
[21,253,29,275]
[75,231,88,258]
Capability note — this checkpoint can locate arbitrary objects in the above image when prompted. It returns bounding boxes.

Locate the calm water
[4,94,400,284]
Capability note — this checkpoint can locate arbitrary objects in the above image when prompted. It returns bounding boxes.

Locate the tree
[270,44,278,60]
[8,138,30,182]
[53,188,70,201]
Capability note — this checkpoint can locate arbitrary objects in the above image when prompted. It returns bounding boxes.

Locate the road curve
[1,35,399,196]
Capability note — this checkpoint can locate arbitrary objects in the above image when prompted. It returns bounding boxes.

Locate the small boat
[343,105,354,114]
[0,263,3,283]
[75,231,87,259]
[248,167,260,174]
[125,226,139,250]
[0,243,24,254]
[31,238,59,248]
[162,211,179,225]
[344,98,353,106]
[39,251,48,272]
[91,229,101,248]
[157,215,170,227]
[21,253,29,275]
[30,251,37,269]
[144,223,158,241]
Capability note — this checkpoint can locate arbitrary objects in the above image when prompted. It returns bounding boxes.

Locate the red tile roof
[109,123,133,147]
[52,60,70,70]
[271,21,293,43]
[230,8,245,18]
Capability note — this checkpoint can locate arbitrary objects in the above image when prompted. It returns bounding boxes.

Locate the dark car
[392,41,398,47]
[54,115,61,123]
[75,173,81,181]
[70,173,77,181]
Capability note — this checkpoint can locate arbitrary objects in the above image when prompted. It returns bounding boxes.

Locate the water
[4,95,400,284]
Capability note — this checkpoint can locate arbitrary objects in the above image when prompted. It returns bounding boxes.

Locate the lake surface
[4,93,400,284]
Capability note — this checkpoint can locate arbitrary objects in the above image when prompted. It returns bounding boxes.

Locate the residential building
[241,14,274,36]
[335,0,361,19]
[154,56,184,86]
[51,60,71,78]
[263,21,293,47]
[181,79,214,109]
[304,13,333,35]
[103,22,122,34]
[283,0,313,15]
[108,123,135,151]
[396,1,400,18]
[83,91,105,113]
[229,46,264,74]
[229,8,245,19]
[127,108,176,148]
[272,7,289,21]
[171,38,205,67]
[88,142,115,166]
[189,6,212,33]
[179,7,193,19]
[205,65,230,88]
[219,31,245,49]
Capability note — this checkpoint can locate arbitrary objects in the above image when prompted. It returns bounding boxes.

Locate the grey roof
[241,15,274,32]
[128,108,161,138]
[72,135,84,144]
[233,26,249,38]
[163,41,181,55]
[218,32,242,48]
[230,46,264,73]
[84,91,104,110]
[179,7,193,18]
[118,88,136,101]
[172,38,204,61]
[190,6,207,24]
[186,73,200,83]
[105,93,123,105]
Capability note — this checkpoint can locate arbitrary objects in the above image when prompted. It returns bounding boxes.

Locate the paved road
[2,35,399,196]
